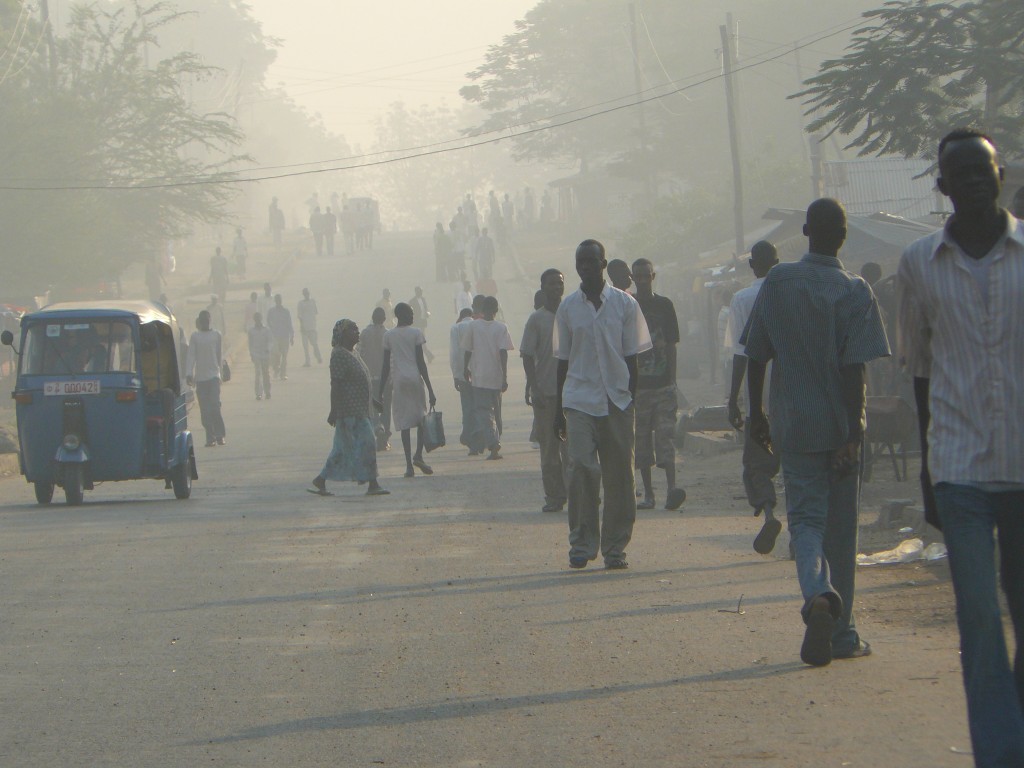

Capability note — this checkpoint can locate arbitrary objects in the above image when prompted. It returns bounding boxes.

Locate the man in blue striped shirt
[741,198,890,667]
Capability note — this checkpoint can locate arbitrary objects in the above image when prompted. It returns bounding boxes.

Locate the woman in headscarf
[310,319,389,496]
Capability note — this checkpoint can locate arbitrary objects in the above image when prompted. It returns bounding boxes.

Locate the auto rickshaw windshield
[20,320,136,375]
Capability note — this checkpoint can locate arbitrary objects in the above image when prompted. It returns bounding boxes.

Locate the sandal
[637,497,656,510]
[366,487,390,496]
[413,458,433,475]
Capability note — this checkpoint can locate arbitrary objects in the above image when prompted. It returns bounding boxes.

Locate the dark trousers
[195,378,226,443]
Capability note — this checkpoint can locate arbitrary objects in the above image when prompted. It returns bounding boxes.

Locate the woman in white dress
[380,303,437,477]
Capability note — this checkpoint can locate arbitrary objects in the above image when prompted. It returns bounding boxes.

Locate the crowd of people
[46,130,1021,768]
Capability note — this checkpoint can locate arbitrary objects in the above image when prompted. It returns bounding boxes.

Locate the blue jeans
[934,483,1024,768]
[780,450,861,653]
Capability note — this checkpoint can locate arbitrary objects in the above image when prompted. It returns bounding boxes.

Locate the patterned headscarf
[332,318,357,347]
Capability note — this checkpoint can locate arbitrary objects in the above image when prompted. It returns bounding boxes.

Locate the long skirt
[321,416,379,483]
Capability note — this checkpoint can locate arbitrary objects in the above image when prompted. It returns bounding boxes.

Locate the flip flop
[753,518,783,555]
[366,487,390,496]
[637,498,656,510]
[306,487,333,497]
[413,459,433,475]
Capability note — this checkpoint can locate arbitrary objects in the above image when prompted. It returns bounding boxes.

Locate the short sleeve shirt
[383,325,426,383]
[461,318,514,391]
[519,308,558,397]
[554,283,653,416]
[741,253,890,453]
[635,293,679,390]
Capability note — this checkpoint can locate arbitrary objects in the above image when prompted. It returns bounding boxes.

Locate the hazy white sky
[245,0,537,148]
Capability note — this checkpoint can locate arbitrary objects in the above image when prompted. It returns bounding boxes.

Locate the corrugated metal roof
[824,157,946,222]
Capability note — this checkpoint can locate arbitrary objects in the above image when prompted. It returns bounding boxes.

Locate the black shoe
[569,557,588,569]
[604,558,629,570]
[666,487,686,510]
[800,601,834,667]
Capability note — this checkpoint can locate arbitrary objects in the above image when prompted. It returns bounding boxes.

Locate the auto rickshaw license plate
[44,380,101,395]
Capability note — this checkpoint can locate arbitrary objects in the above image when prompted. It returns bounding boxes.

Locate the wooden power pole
[720,21,744,264]
[629,3,654,208]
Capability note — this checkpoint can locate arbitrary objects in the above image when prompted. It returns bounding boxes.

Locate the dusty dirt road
[0,235,973,767]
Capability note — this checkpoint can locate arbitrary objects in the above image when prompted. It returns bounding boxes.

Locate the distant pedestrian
[309,206,325,257]
[184,310,226,447]
[449,307,475,449]
[554,239,652,570]
[208,247,229,302]
[381,303,437,477]
[269,197,285,245]
[310,319,389,498]
[727,241,782,554]
[297,288,322,366]
[205,295,226,336]
[360,307,392,451]
[521,269,569,512]
[742,198,889,667]
[244,291,259,332]
[898,130,1024,767]
[247,312,272,400]
[323,207,337,257]
[462,296,513,459]
[409,286,433,363]
[266,294,294,380]
[232,228,248,277]
[477,227,496,279]
[376,288,396,329]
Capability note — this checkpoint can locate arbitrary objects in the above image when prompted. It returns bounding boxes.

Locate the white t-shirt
[460,318,514,390]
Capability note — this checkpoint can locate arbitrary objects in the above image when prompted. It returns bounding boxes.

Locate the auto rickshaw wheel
[64,465,84,506]
[34,481,54,505]
[172,453,193,500]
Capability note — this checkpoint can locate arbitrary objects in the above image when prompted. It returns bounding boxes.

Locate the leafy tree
[794,0,1024,160]
[0,1,245,294]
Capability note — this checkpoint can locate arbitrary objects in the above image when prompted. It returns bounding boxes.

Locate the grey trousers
[532,394,568,507]
[743,419,780,512]
[565,403,637,562]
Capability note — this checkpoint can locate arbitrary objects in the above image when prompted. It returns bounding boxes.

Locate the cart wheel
[172,453,193,500]
[64,465,84,506]
[34,481,54,505]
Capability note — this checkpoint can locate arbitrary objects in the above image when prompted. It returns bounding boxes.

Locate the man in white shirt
[184,310,226,447]
[898,130,1024,767]
[726,240,782,554]
[461,296,514,460]
[554,239,652,570]
[449,308,475,449]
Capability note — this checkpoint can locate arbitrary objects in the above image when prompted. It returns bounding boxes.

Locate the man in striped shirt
[898,130,1024,768]
[741,198,890,667]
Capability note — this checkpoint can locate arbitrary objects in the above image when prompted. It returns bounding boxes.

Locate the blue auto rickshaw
[2,300,198,505]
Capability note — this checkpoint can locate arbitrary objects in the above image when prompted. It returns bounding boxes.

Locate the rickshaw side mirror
[1,330,13,347]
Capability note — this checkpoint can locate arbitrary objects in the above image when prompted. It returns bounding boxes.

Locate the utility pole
[720,21,744,265]
[39,0,58,86]
[629,3,654,208]
[792,42,822,200]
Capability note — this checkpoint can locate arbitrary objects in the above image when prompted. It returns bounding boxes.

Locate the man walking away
[185,310,227,447]
[248,312,272,400]
[727,241,783,553]
[742,199,889,667]
[554,240,652,570]
[899,130,1024,768]
[632,258,685,511]
[266,294,294,380]
[462,296,514,460]
[522,269,569,512]
[297,288,322,366]
[450,307,476,450]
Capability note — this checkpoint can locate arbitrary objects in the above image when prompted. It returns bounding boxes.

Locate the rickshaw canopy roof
[23,300,177,327]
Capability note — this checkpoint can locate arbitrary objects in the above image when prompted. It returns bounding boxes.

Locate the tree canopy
[794,0,1024,160]
[0,1,246,295]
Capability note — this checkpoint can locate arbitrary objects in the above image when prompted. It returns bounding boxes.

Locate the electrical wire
[0,17,868,191]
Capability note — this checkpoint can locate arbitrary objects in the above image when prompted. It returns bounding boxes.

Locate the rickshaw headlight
[62,434,81,451]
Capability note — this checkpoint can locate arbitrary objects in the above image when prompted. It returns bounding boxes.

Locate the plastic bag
[423,407,445,452]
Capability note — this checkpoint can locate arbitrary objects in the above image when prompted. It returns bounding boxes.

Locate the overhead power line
[0,17,866,192]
